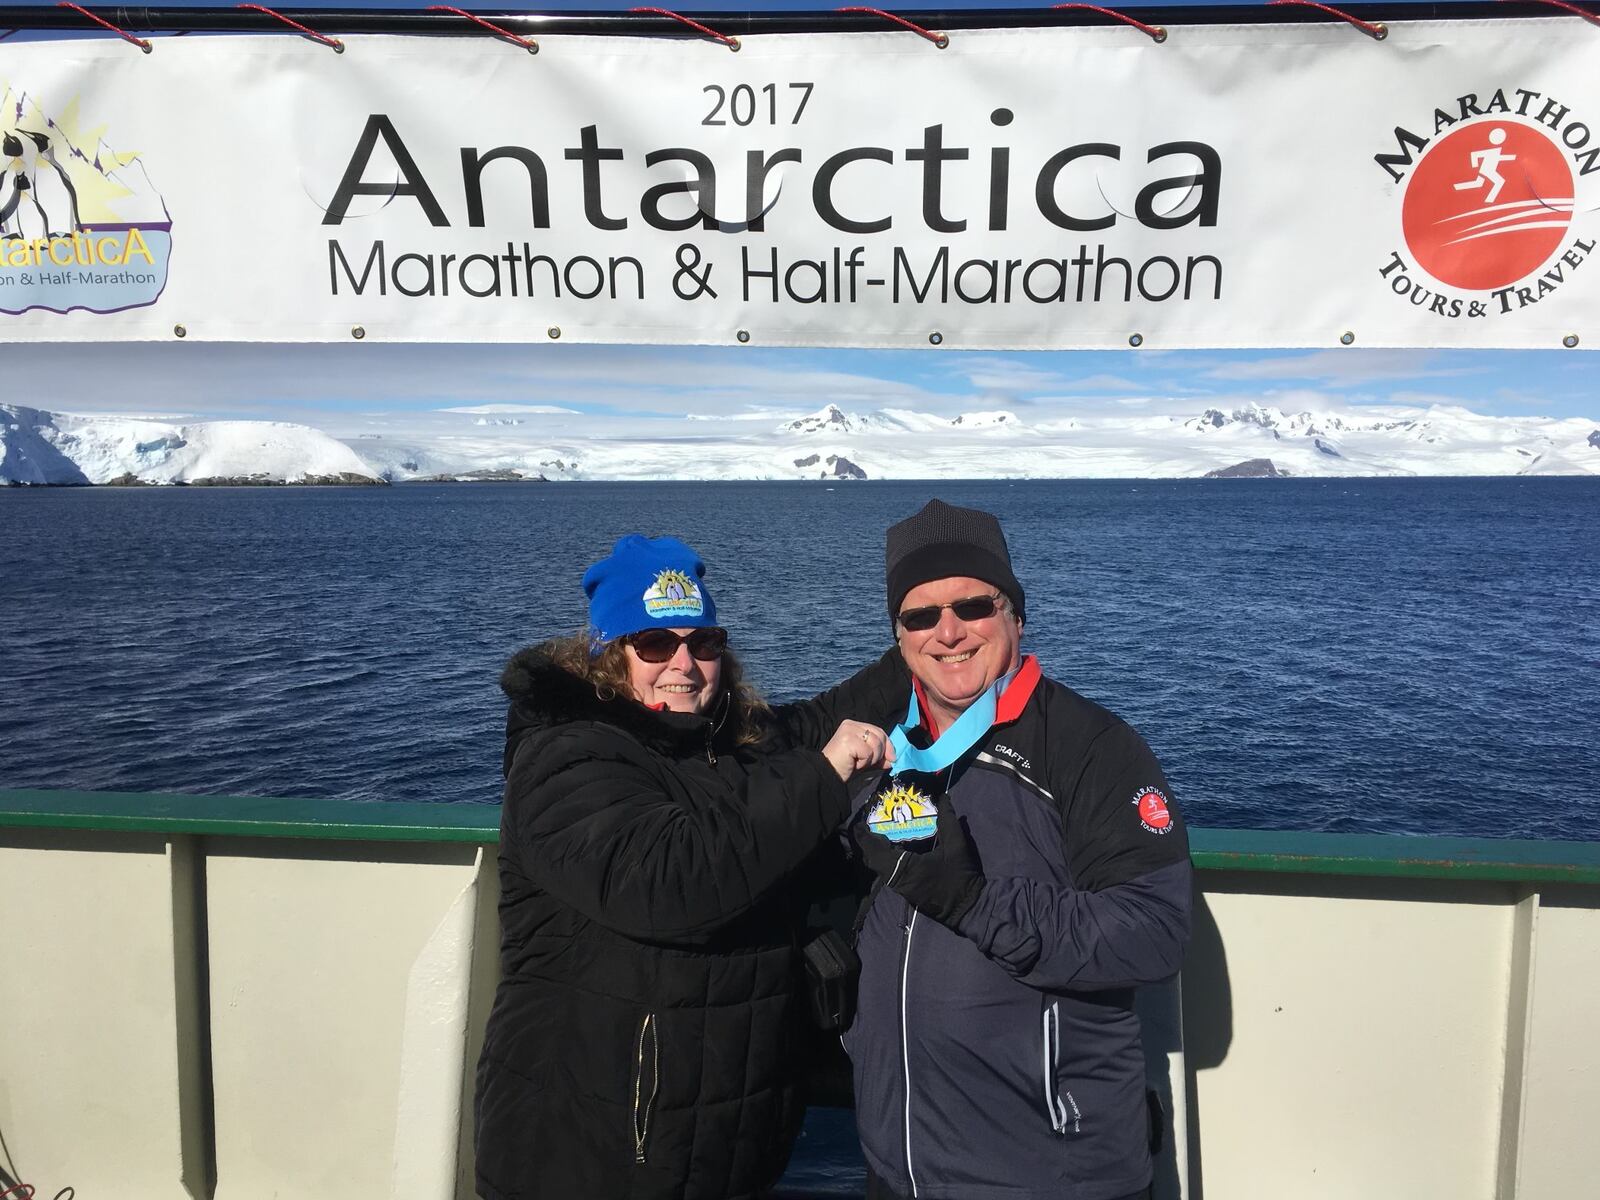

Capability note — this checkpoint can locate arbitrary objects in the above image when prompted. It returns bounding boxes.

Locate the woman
[475,533,903,1200]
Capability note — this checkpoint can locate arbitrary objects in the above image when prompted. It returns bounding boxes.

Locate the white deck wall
[1,826,1593,1199]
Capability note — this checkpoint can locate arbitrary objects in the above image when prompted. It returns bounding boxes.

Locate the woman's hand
[821,719,894,783]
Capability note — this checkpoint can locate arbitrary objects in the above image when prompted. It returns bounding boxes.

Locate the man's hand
[852,797,985,930]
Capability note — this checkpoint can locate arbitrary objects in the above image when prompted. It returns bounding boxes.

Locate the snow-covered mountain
[0,405,381,485]
[5,400,1597,484]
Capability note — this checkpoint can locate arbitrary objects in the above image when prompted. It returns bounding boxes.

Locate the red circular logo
[1137,789,1171,831]
[1402,121,1573,291]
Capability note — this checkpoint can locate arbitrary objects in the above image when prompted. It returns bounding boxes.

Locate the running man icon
[1452,127,1516,205]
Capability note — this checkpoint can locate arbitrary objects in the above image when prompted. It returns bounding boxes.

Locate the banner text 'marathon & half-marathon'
[322,114,1224,308]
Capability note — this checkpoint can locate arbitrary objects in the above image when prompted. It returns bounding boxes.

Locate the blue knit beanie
[583,534,719,642]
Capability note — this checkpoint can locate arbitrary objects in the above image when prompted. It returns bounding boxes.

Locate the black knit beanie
[885,499,1025,625]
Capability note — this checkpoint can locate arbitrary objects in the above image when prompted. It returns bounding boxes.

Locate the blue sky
[10,0,1593,430]
[56,343,1598,433]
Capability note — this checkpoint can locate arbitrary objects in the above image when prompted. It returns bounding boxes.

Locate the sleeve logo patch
[1133,787,1174,834]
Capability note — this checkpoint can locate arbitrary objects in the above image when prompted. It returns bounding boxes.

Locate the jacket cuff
[804,749,853,828]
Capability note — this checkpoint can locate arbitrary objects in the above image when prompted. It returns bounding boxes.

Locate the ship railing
[3,788,1597,1199]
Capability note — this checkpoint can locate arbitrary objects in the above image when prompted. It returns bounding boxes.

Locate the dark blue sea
[6,478,1598,839]
[5,477,1599,1194]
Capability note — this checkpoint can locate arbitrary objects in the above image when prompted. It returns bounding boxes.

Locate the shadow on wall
[1178,891,1233,1200]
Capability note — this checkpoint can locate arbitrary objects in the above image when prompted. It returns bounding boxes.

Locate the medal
[865,777,939,843]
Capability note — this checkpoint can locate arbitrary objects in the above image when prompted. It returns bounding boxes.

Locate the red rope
[425,5,539,53]
[1503,0,1600,25]
[1050,3,1167,42]
[1266,0,1388,39]
[0,1184,35,1199]
[55,2,151,52]
[836,7,949,47]
[236,4,343,51]
[628,8,740,50]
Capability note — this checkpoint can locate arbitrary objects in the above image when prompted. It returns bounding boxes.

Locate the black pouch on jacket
[1146,1088,1165,1155]
[801,928,860,1032]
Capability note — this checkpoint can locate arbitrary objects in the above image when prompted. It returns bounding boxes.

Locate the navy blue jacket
[845,658,1192,1200]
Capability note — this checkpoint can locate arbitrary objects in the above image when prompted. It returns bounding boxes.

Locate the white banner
[1,20,1597,348]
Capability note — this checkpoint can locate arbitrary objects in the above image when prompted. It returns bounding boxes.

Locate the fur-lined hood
[499,642,736,773]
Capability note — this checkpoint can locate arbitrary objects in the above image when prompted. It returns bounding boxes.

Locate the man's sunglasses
[626,627,729,663]
[896,592,1005,633]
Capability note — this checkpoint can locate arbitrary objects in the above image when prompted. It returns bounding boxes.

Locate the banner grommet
[173,324,187,338]
[548,326,562,339]
[1128,333,1144,347]
[1340,331,1357,345]
[736,330,751,343]
[928,331,944,345]
[351,326,366,340]
[1563,334,1580,347]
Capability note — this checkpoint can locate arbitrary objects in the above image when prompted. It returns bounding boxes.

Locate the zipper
[899,908,920,1197]
[1041,1001,1070,1134]
[632,1013,659,1164]
[894,763,950,1197]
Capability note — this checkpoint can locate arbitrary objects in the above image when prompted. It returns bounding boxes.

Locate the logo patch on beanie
[643,568,704,619]
[866,782,939,843]
[1133,787,1174,835]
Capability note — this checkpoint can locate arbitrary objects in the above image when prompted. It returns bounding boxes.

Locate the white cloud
[1203,349,1480,385]
[1071,373,1144,392]
[440,403,580,415]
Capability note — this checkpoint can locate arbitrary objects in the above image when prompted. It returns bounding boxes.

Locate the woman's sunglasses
[626,627,729,663]
[896,592,1004,633]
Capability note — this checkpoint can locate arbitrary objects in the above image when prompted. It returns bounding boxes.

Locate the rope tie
[836,7,949,48]
[55,1,151,52]
[1503,0,1600,25]
[425,5,538,53]
[236,4,343,52]
[628,8,740,51]
[1267,0,1387,40]
[1051,3,1166,43]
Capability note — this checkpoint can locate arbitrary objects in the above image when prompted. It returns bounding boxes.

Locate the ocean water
[5,477,1598,1194]
[6,478,1598,839]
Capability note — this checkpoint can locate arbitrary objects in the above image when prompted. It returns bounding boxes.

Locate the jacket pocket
[1040,1001,1080,1135]
[632,1012,660,1164]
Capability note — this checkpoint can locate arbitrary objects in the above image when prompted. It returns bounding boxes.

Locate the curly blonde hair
[544,630,772,747]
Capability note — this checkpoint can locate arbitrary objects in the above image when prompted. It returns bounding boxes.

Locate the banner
[0,20,1596,348]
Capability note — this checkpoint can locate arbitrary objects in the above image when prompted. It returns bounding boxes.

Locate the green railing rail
[4,787,1600,885]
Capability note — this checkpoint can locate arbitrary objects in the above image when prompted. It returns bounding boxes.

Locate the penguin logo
[867,782,938,843]
[643,568,703,618]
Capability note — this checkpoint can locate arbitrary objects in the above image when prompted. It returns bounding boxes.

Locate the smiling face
[895,575,1022,731]
[624,628,723,715]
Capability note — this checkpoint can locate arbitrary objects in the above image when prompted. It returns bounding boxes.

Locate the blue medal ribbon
[887,667,1014,777]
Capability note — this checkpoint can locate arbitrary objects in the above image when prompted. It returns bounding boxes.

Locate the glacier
[342,401,1600,482]
[0,405,381,486]
[3,400,1597,485]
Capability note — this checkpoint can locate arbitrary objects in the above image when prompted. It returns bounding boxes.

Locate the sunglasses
[626,627,728,664]
[896,592,1005,633]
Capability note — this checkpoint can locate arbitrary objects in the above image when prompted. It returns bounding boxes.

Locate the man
[847,499,1192,1200]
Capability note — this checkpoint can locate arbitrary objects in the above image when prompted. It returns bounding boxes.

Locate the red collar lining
[911,655,1039,737]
